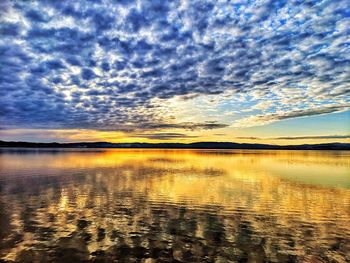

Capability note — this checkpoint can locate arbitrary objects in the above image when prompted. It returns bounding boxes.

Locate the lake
[0,149,349,262]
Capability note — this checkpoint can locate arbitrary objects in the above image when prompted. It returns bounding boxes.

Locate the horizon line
[1,140,349,148]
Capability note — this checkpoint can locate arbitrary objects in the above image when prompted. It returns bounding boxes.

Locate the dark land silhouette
[1,140,349,150]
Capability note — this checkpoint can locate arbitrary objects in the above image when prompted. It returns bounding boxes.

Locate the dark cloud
[0,22,21,36]
[25,9,49,23]
[130,133,199,140]
[0,0,349,132]
[44,59,65,70]
[101,61,110,72]
[81,68,96,80]
[236,137,260,140]
[125,8,148,32]
[139,122,229,131]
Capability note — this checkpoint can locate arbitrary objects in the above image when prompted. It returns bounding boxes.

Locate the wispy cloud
[130,133,199,140]
[237,135,350,140]
[234,104,350,127]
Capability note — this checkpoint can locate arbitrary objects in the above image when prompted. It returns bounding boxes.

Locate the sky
[0,0,349,144]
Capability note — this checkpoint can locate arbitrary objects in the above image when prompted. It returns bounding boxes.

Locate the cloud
[237,135,350,140]
[25,9,49,23]
[130,133,199,140]
[0,22,21,36]
[140,122,229,131]
[234,104,350,127]
[0,0,349,132]
[81,68,96,80]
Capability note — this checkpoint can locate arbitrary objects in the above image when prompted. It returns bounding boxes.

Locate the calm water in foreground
[0,149,349,263]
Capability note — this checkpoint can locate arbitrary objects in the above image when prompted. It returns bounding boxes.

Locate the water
[0,149,349,262]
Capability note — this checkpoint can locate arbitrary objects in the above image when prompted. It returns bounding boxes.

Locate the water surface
[0,149,349,262]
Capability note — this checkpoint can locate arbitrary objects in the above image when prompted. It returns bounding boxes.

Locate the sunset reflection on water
[0,149,349,262]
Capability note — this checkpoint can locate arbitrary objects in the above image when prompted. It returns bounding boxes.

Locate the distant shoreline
[1,141,349,150]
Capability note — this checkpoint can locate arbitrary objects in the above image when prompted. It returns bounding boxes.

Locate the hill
[0,140,349,150]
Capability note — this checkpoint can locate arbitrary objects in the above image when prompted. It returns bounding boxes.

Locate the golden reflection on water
[0,149,349,262]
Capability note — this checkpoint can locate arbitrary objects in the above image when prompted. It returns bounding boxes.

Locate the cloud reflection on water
[0,149,349,262]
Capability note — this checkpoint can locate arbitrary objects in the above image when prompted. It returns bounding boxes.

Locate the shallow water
[0,149,349,262]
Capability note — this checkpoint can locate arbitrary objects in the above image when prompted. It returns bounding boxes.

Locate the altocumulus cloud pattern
[0,0,349,132]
